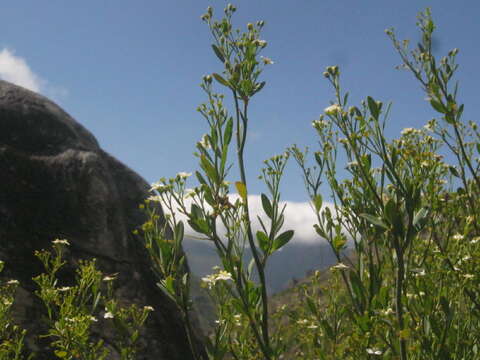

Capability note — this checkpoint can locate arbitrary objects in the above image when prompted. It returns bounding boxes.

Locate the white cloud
[0,48,41,92]
[165,192,335,244]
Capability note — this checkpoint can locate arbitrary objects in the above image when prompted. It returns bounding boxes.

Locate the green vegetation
[2,4,480,359]
[0,240,153,359]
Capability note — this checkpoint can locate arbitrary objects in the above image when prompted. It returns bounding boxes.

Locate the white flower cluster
[324,104,342,116]
[201,270,233,289]
[52,239,70,246]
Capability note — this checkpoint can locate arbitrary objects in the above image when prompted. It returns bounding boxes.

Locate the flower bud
[203,74,212,84]
[448,48,459,56]
[247,23,254,31]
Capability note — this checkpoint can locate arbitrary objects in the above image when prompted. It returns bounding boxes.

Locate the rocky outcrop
[0,80,203,359]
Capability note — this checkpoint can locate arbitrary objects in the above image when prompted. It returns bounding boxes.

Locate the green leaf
[188,218,210,235]
[252,81,266,95]
[272,230,294,251]
[195,171,207,185]
[256,231,270,254]
[190,203,203,220]
[200,154,218,182]
[55,350,68,358]
[332,234,347,252]
[235,181,247,201]
[449,165,460,178]
[359,213,388,230]
[211,44,225,62]
[261,193,273,219]
[384,198,397,225]
[313,194,323,213]
[413,207,429,228]
[430,99,446,113]
[224,117,234,146]
[367,96,379,119]
[350,271,366,312]
[212,73,231,88]
[314,224,326,238]
[174,221,184,245]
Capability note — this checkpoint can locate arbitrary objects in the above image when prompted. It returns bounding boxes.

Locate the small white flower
[401,127,415,136]
[307,324,318,329]
[52,239,70,246]
[256,40,267,47]
[6,280,19,285]
[147,195,162,202]
[297,319,309,325]
[58,286,71,292]
[366,348,383,355]
[144,306,154,312]
[103,274,117,282]
[215,270,233,281]
[452,234,464,241]
[261,56,274,65]
[198,134,210,149]
[463,274,475,279]
[104,312,114,319]
[177,172,192,179]
[330,262,349,271]
[90,316,98,322]
[471,237,480,244]
[324,104,341,116]
[381,308,394,316]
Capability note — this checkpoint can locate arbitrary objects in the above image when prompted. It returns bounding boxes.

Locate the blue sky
[1,1,479,213]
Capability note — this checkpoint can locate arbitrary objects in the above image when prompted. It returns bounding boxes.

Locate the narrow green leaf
[384,198,397,225]
[54,350,68,358]
[359,213,388,230]
[235,181,247,201]
[272,230,294,251]
[252,81,266,95]
[449,165,460,178]
[313,194,323,213]
[224,117,234,145]
[200,154,218,182]
[430,99,446,114]
[413,207,429,228]
[314,224,326,238]
[174,221,184,245]
[195,171,207,185]
[211,44,225,62]
[261,193,273,219]
[190,203,203,220]
[367,96,379,118]
[256,231,270,254]
[332,234,347,252]
[212,73,231,88]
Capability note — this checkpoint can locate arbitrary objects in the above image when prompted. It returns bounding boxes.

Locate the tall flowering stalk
[142,4,293,359]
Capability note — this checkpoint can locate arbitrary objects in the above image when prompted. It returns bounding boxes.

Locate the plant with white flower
[52,238,70,246]
[324,104,342,116]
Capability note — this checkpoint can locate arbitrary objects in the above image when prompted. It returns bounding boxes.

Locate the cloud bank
[0,48,41,92]
[170,193,333,245]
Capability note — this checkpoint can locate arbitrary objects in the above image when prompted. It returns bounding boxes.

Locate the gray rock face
[0,80,203,359]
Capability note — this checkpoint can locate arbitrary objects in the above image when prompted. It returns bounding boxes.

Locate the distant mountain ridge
[184,238,337,294]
